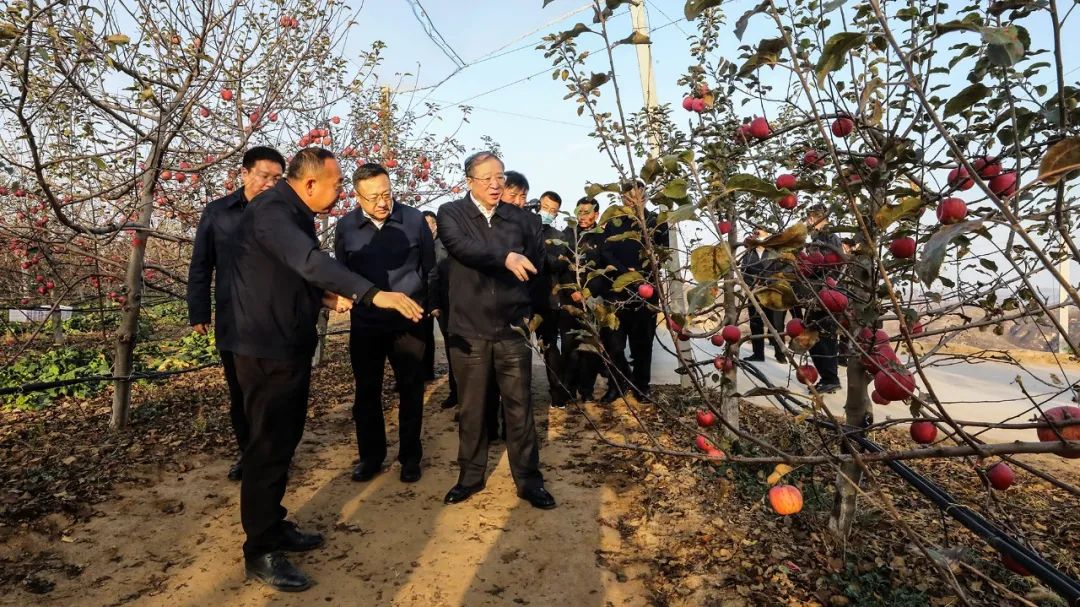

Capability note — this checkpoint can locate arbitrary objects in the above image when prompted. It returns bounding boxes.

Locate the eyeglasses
[468,173,506,185]
[358,192,392,203]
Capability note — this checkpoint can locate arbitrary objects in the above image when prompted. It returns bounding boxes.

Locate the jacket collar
[225,189,247,209]
[357,200,403,228]
[274,180,315,219]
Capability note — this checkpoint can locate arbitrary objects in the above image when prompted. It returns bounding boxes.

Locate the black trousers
[435,313,458,403]
[219,350,249,454]
[422,316,436,380]
[601,304,656,395]
[748,307,786,358]
[448,334,542,492]
[807,311,840,385]
[537,307,570,404]
[349,327,426,468]
[558,309,601,399]
[234,354,312,559]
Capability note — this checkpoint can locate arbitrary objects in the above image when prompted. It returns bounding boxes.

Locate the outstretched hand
[504,252,537,282]
[373,291,424,322]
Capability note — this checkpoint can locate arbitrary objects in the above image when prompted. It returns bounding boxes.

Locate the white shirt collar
[364,201,393,230]
[469,193,496,226]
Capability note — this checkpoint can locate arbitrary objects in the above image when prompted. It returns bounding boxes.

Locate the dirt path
[0,352,651,607]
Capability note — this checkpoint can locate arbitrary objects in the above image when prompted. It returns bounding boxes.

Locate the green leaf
[612,270,644,292]
[662,178,688,199]
[724,173,784,200]
[615,31,651,45]
[979,258,999,272]
[943,83,989,118]
[738,38,787,77]
[584,182,620,198]
[915,220,984,286]
[585,72,610,92]
[874,196,924,229]
[815,32,865,87]
[981,26,1025,66]
[554,23,594,46]
[685,0,724,20]
[1038,136,1080,185]
[640,157,660,183]
[689,245,731,282]
[733,1,769,41]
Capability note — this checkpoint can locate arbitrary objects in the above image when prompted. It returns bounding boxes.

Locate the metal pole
[628,2,694,387]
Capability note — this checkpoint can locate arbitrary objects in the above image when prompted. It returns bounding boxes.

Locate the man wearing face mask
[536,191,571,408]
[188,146,285,481]
[335,163,436,484]
[224,148,424,591]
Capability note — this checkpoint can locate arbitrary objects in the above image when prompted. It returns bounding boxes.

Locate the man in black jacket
[223,148,423,592]
[426,210,458,409]
[741,227,787,363]
[187,146,285,481]
[335,163,435,484]
[805,204,843,393]
[558,197,605,402]
[436,151,555,510]
[598,180,670,404]
[536,191,571,408]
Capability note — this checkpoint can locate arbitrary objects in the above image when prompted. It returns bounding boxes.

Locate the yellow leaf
[1038,136,1080,185]
[874,196,924,229]
[105,34,130,45]
[767,463,794,485]
[689,245,731,282]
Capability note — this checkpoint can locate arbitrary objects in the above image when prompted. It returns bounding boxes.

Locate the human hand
[504,252,537,282]
[373,291,424,322]
[570,291,583,303]
[192,323,208,335]
[430,308,441,318]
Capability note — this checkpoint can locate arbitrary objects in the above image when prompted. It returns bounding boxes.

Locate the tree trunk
[312,309,329,367]
[828,356,872,541]
[720,228,739,439]
[110,166,157,430]
[51,307,64,346]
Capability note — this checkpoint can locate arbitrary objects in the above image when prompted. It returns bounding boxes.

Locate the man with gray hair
[225,147,424,592]
[436,151,556,509]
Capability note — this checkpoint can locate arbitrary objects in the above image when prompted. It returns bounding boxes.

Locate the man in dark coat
[805,204,843,393]
[334,163,435,484]
[740,227,787,363]
[557,197,606,402]
[222,148,423,592]
[187,146,285,481]
[436,151,555,510]
[536,191,572,408]
[426,210,459,409]
[598,180,670,403]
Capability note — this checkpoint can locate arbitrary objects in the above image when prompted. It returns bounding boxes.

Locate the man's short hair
[621,178,646,193]
[352,162,389,185]
[243,146,286,172]
[422,210,437,220]
[807,203,827,216]
[286,147,335,180]
[576,197,600,213]
[505,171,529,192]
[540,191,562,205]
[463,151,501,177]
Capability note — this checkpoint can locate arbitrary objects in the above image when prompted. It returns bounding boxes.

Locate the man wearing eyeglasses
[334,163,436,484]
[436,151,555,510]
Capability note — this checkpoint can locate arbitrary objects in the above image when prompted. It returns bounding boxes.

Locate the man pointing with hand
[436,151,555,510]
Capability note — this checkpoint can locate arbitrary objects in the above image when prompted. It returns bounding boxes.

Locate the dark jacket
[431,237,451,312]
[436,194,544,340]
[740,248,780,287]
[533,222,568,312]
[220,180,377,360]
[334,202,435,332]
[187,189,246,347]
[557,224,605,306]
[597,205,670,302]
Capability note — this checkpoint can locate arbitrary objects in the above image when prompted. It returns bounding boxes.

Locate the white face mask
[540,211,556,225]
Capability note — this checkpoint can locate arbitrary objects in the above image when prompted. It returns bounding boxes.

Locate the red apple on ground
[749,117,771,139]
[694,434,713,452]
[910,420,937,444]
[936,197,967,224]
[796,365,819,386]
[889,237,916,259]
[768,485,803,515]
[831,116,854,137]
[786,319,805,337]
[986,462,1014,490]
[696,410,718,427]
[637,283,654,299]
[775,173,797,190]
[705,448,725,461]
[721,325,741,344]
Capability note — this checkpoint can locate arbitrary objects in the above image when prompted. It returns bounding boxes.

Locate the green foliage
[0,347,110,410]
[827,564,930,607]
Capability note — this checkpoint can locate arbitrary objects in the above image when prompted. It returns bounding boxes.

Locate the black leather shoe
[227,457,243,481]
[599,387,622,404]
[440,396,458,409]
[245,552,311,592]
[351,463,382,482]
[443,483,483,504]
[774,351,787,363]
[815,382,842,394]
[400,462,422,483]
[745,354,765,362]
[279,523,324,552]
[519,486,557,510]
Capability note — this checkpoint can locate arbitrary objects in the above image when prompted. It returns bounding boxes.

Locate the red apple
[331,116,341,124]
[785,319,804,337]
[718,220,731,235]
[802,149,826,168]
[696,410,717,427]
[198,106,210,118]
[710,334,725,347]
[221,88,234,101]
[818,288,848,313]
[734,124,752,143]
[864,156,879,169]
[973,156,1001,178]
[935,197,967,225]
[637,283,654,299]
[721,325,741,344]
[875,369,916,401]
[749,117,771,139]
[796,365,819,385]
[705,448,725,461]
[682,96,694,111]
[947,166,974,190]
[667,318,683,333]
[768,484,803,515]
[910,420,937,444]
[871,390,890,405]
[778,194,798,210]
[775,173,797,190]
[831,116,854,137]
[889,237,916,259]
[694,434,713,452]
[691,98,706,113]
[989,171,1017,197]
[1035,405,1080,458]
[986,462,1014,490]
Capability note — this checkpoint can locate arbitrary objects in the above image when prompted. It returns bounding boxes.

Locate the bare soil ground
[2,335,1079,606]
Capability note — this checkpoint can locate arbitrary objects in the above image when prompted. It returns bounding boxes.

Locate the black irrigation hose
[737,361,1080,605]
[0,362,219,397]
